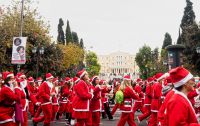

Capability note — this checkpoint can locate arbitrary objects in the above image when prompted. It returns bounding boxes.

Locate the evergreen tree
[57,18,65,45]
[180,0,196,29]
[72,31,79,45]
[65,20,73,44]
[80,38,84,48]
[162,32,172,49]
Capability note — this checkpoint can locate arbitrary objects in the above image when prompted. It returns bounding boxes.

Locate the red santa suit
[73,79,93,126]
[138,77,154,122]
[0,85,21,126]
[90,83,102,126]
[133,84,145,114]
[33,73,54,126]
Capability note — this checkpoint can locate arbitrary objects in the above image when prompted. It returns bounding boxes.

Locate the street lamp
[196,47,200,54]
[32,46,44,78]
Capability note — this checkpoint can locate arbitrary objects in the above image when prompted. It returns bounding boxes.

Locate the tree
[65,20,73,44]
[0,1,64,77]
[80,38,84,48]
[162,32,172,49]
[85,51,101,77]
[57,18,65,45]
[72,31,79,45]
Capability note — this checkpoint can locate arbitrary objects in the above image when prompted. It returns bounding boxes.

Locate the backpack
[115,90,124,104]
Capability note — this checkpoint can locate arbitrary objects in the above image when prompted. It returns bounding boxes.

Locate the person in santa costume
[56,77,72,121]
[137,77,154,123]
[148,72,169,126]
[33,73,54,126]
[0,72,21,126]
[166,67,200,126]
[51,77,59,122]
[157,76,174,126]
[27,76,38,118]
[72,69,93,126]
[116,75,140,126]
[90,76,102,126]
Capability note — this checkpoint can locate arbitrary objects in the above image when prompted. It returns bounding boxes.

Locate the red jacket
[166,91,199,126]
[59,85,71,103]
[144,83,152,106]
[134,84,144,102]
[27,84,38,95]
[120,86,139,113]
[188,89,199,107]
[151,82,162,112]
[90,85,101,112]
[72,80,92,112]
[0,85,20,124]
[158,89,175,126]
[38,81,52,105]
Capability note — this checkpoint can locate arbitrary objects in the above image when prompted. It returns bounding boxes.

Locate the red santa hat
[154,73,164,80]
[163,76,173,86]
[3,72,14,80]
[37,77,43,82]
[53,77,59,83]
[28,77,34,83]
[136,78,142,83]
[46,73,54,80]
[16,72,26,79]
[123,75,131,80]
[147,77,154,83]
[100,80,105,85]
[73,77,80,84]
[77,69,87,78]
[65,77,71,83]
[90,76,99,83]
[169,67,193,88]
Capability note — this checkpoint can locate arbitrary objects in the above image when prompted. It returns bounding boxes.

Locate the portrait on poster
[11,37,27,64]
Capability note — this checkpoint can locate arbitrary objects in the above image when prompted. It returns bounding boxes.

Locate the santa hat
[65,77,71,83]
[90,76,99,83]
[28,77,34,83]
[73,77,80,84]
[164,76,173,86]
[53,77,59,83]
[169,67,193,88]
[46,73,54,80]
[77,69,87,78]
[3,72,14,80]
[100,80,106,85]
[136,78,142,83]
[16,72,26,79]
[147,77,154,83]
[37,77,43,82]
[123,75,131,80]
[154,73,164,81]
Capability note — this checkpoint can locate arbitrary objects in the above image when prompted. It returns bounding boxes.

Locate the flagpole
[17,0,24,72]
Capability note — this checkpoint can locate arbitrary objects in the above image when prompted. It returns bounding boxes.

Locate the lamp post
[32,46,44,78]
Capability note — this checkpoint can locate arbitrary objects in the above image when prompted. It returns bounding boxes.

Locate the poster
[11,37,27,64]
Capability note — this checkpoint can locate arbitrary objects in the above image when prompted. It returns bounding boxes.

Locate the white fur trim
[157,73,169,81]
[80,71,87,78]
[73,99,90,111]
[7,73,14,78]
[41,102,51,106]
[0,119,13,124]
[75,78,80,83]
[174,73,193,88]
[46,76,53,80]
[92,76,98,82]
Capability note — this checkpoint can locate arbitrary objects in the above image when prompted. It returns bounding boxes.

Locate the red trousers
[51,105,58,121]
[76,111,92,126]
[58,103,67,114]
[148,112,158,126]
[138,105,151,121]
[117,113,136,126]
[92,112,100,126]
[29,102,35,117]
[133,102,145,114]
[34,106,42,118]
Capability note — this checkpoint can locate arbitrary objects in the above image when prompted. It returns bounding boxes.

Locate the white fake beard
[20,80,27,88]
[38,82,42,86]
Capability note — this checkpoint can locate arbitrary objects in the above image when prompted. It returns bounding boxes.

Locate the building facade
[97,51,139,80]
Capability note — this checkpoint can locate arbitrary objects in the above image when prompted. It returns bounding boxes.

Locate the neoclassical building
[97,51,139,80]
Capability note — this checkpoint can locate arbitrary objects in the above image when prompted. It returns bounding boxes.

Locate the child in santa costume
[0,72,21,126]
[51,77,59,121]
[72,70,93,126]
[166,67,200,126]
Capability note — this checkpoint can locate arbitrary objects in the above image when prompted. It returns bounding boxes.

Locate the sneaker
[137,116,141,124]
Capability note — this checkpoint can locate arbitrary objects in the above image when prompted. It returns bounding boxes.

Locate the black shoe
[32,120,37,126]
[56,113,60,120]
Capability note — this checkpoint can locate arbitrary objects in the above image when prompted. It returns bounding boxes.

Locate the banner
[11,37,27,64]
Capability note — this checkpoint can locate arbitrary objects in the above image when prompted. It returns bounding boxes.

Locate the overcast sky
[1,0,200,55]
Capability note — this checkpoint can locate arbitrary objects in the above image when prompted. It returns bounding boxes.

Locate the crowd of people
[0,66,200,126]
